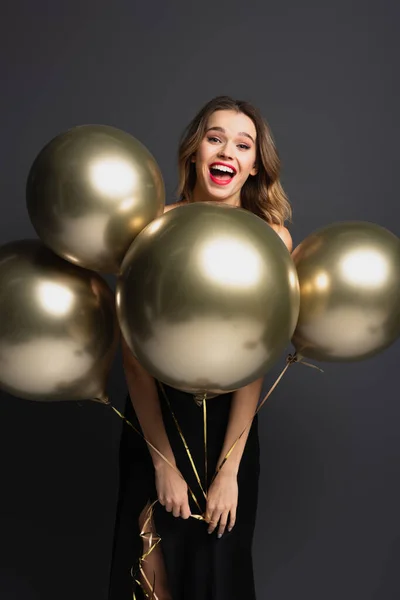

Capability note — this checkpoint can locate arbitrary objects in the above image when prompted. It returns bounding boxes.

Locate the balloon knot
[286,353,298,365]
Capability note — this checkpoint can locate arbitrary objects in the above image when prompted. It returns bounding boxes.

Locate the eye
[238,143,251,150]
[207,136,221,143]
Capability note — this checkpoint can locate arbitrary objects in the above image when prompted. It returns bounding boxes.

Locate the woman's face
[192,110,258,206]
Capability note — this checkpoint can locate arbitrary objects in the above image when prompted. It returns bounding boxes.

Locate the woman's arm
[122,337,175,467]
[216,377,264,476]
[122,337,191,519]
[205,377,263,537]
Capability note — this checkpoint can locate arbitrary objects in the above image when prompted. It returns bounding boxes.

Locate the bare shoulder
[269,224,293,253]
[163,200,188,213]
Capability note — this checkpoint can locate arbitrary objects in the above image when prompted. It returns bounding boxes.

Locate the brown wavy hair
[177,96,292,226]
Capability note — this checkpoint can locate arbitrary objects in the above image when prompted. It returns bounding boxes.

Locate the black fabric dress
[108,381,260,600]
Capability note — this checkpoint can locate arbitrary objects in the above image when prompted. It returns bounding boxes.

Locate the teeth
[210,164,235,174]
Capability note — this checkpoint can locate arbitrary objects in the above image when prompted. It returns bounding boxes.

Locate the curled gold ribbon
[109,352,321,597]
[108,401,206,598]
[135,501,161,599]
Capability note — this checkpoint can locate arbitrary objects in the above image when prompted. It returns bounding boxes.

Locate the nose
[217,141,234,160]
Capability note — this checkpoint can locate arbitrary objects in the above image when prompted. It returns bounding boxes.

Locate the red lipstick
[209,162,236,186]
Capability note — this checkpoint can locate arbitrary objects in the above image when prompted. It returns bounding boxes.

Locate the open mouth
[209,162,236,185]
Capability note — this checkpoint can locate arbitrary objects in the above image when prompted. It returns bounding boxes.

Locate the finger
[207,510,220,534]
[165,502,173,513]
[180,500,191,520]
[172,503,181,518]
[228,507,237,532]
[217,510,229,538]
[205,504,216,524]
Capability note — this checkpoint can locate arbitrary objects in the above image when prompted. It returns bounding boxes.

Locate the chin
[196,177,237,204]
[207,195,227,202]
[205,186,233,202]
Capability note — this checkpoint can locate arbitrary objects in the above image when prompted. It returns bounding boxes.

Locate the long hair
[177,96,292,226]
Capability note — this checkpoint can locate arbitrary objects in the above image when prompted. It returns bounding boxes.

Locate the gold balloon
[0,240,119,402]
[117,202,300,395]
[292,222,400,361]
[26,125,165,273]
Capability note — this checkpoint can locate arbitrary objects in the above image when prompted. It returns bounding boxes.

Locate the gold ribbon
[108,402,205,598]
[211,352,300,483]
[134,500,161,599]
[158,383,208,501]
[203,397,208,490]
[108,404,203,515]
[109,351,321,597]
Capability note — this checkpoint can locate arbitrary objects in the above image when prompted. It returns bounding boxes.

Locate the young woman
[108,96,293,600]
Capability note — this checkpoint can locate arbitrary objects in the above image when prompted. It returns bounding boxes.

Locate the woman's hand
[205,471,238,538]
[155,462,192,519]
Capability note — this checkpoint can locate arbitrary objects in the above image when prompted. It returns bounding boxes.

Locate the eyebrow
[206,126,255,144]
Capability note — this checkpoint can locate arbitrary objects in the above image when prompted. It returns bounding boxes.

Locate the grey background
[0,1,399,598]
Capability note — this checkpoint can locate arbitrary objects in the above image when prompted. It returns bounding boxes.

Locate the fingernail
[208,531,212,535]
[228,528,232,532]
[217,534,222,539]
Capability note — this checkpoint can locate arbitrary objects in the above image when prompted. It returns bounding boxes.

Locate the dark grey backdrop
[0,1,399,599]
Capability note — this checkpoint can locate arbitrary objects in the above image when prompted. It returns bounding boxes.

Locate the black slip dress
[108,381,260,600]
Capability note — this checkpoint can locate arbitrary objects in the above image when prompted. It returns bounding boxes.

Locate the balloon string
[210,352,318,484]
[158,382,208,501]
[203,395,208,491]
[108,406,205,599]
[107,352,321,597]
[108,403,204,514]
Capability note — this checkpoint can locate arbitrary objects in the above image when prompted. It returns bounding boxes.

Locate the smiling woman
[108,96,293,600]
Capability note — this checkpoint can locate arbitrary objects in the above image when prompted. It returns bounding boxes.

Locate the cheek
[241,155,257,175]
[196,142,213,166]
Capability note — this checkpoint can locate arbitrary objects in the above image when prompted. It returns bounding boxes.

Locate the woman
[108,96,293,600]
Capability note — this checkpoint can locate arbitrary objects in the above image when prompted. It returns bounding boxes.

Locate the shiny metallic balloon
[117,202,300,395]
[292,222,400,362]
[0,240,119,402]
[27,125,165,273]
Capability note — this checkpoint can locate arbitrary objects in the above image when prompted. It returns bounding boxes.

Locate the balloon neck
[193,392,208,407]
[91,392,110,405]
[287,350,303,364]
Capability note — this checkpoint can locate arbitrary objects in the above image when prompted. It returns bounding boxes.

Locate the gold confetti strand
[158,383,207,501]
[210,352,319,484]
[108,403,203,513]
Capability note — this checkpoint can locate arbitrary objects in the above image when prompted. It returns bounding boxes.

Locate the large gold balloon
[292,222,400,361]
[0,240,119,402]
[117,202,300,395]
[26,125,165,273]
